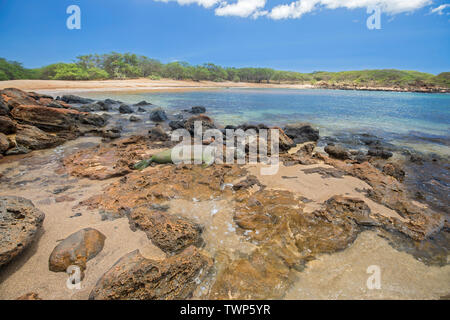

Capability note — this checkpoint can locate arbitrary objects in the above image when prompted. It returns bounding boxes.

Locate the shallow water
[76,88,450,157]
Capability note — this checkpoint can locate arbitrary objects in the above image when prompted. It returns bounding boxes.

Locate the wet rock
[169,120,186,130]
[148,126,169,141]
[101,125,122,141]
[149,108,168,122]
[137,107,146,112]
[324,144,351,160]
[134,100,152,106]
[184,114,215,135]
[119,104,133,114]
[89,246,212,300]
[103,99,120,106]
[368,148,393,159]
[129,115,141,122]
[271,127,295,152]
[49,228,105,272]
[188,106,206,114]
[78,101,111,112]
[283,123,319,144]
[16,292,42,300]
[127,206,203,253]
[15,124,65,150]
[59,95,94,105]
[5,145,29,155]
[383,162,405,182]
[0,196,45,267]
[0,133,9,154]
[0,116,17,134]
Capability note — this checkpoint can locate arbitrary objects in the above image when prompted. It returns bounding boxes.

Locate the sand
[0,79,314,94]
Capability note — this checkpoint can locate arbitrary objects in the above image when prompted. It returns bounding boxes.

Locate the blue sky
[0,0,449,73]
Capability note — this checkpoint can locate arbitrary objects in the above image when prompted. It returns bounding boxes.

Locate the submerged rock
[0,196,45,267]
[189,106,206,114]
[89,246,212,300]
[134,100,152,106]
[49,228,105,272]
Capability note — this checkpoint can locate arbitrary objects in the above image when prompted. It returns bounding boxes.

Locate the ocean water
[79,88,450,156]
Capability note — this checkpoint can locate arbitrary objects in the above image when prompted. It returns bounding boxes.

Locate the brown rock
[0,116,17,134]
[148,126,169,141]
[382,162,405,182]
[127,206,203,253]
[10,104,82,131]
[49,228,106,272]
[184,114,216,136]
[15,124,65,150]
[0,196,45,267]
[16,292,42,300]
[0,132,9,154]
[89,246,213,300]
[64,135,174,180]
[324,144,351,160]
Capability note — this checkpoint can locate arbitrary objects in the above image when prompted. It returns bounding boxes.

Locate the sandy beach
[0,79,314,93]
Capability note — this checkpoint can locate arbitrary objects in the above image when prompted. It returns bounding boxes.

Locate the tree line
[0,53,449,88]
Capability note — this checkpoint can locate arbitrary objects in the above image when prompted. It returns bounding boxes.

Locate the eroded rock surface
[89,246,212,300]
[0,196,45,267]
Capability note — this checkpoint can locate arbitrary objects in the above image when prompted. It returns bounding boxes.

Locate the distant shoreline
[0,79,448,94]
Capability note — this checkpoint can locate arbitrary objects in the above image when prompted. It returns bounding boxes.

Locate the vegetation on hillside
[0,53,448,89]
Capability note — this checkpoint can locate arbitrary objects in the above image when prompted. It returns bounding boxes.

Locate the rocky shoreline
[0,88,448,300]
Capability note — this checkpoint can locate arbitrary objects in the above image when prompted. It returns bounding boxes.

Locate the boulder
[169,120,186,130]
[149,108,168,122]
[10,104,80,131]
[324,144,351,160]
[119,104,133,114]
[129,115,141,122]
[0,116,17,134]
[59,95,94,105]
[184,114,215,135]
[49,228,106,272]
[137,107,146,112]
[15,124,65,150]
[134,100,152,106]
[78,101,110,112]
[189,106,206,114]
[148,126,169,141]
[0,196,45,267]
[284,123,319,144]
[89,246,212,300]
[0,133,9,154]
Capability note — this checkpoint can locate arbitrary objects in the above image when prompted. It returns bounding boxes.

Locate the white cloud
[269,0,433,20]
[154,0,435,19]
[430,3,450,15]
[154,0,220,9]
[215,0,266,17]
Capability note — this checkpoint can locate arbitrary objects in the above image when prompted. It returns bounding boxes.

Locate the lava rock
[134,100,152,106]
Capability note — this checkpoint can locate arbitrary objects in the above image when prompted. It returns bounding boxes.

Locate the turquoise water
[80,88,450,155]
